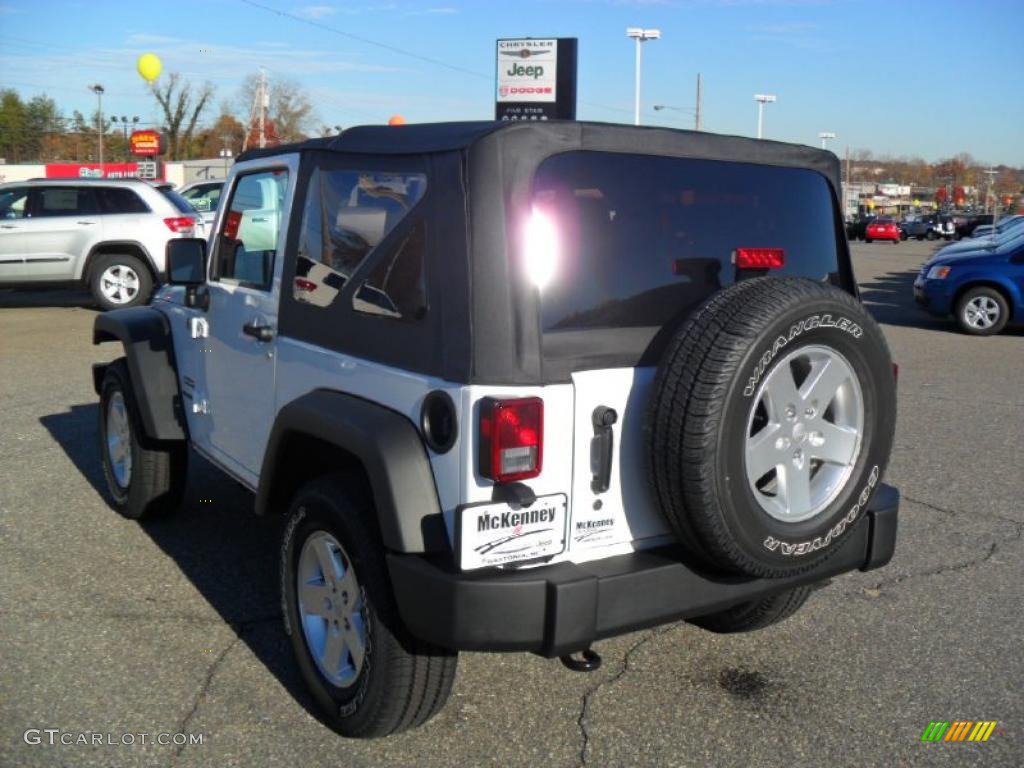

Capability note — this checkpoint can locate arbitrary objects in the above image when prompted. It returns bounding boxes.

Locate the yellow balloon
[137,53,162,83]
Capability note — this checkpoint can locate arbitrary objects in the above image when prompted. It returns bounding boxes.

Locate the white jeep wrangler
[92,121,899,737]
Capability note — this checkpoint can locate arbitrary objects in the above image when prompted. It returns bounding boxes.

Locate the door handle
[0,224,16,229]
[242,321,274,342]
[590,406,618,494]
[76,220,96,225]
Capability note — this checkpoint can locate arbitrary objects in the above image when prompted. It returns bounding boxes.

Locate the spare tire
[646,277,896,578]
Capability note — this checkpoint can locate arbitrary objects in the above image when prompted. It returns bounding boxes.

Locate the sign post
[495,37,577,122]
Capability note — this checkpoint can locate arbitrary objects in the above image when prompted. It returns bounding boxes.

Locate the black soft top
[236,120,842,195]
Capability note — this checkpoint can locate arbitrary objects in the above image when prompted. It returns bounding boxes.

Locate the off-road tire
[690,586,812,633]
[646,277,896,578]
[281,474,457,738]
[90,253,154,311]
[98,358,187,519]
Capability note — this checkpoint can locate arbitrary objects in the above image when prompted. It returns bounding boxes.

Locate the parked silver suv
[0,178,199,309]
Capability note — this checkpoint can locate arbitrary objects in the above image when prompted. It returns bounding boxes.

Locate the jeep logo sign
[495,37,577,121]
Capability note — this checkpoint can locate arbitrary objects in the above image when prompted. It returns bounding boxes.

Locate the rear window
[97,187,150,214]
[531,151,841,336]
[158,188,198,215]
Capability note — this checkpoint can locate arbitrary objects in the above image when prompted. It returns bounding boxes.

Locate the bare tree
[151,73,215,160]
[237,73,317,143]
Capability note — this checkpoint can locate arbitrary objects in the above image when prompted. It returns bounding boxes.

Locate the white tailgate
[568,367,674,555]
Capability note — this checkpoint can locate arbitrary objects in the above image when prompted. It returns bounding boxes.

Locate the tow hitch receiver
[560,648,602,672]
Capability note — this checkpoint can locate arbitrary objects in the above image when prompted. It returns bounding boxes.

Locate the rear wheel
[864,237,872,243]
[926,230,936,241]
[690,586,812,633]
[646,278,896,578]
[955,286,1009,336]
[99,359,186,519]
[281,475,457,737]
[90,253,153,310]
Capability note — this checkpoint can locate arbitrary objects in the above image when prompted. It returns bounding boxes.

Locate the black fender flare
[256,390,448,554]
[92,307,187,442]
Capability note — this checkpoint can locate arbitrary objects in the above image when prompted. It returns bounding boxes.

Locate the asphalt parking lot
[1,238,1021,768]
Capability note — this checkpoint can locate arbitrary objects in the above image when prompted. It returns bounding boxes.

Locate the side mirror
[166,238,207,285]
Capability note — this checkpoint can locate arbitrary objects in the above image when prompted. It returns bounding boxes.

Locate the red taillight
[164,216,195,234]
[892,363,899,383]
[294,277,317,292]
[479,397,543,483]
[735,247,785,269]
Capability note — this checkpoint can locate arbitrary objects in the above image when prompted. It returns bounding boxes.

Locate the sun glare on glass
[524,207,559,290]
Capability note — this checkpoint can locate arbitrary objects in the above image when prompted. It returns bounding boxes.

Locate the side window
[0,188,29,219]
[34,187,99,217]
[96,187,150,214]
[353,221,427,320]
[214,170,289,288]
[293,167,426,313]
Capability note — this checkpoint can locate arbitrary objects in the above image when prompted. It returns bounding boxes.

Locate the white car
[177,180,225,229]
[0,179,199,309]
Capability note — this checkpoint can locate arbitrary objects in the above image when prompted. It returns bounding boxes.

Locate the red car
[865,218,901,243]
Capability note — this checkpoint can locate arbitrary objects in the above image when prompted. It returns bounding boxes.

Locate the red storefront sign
[45,163,146,180]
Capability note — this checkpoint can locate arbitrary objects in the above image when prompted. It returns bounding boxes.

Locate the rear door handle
[76,220,96,225]
[590,406,618,494]
[242,321,274,342]
[0,224,17,229]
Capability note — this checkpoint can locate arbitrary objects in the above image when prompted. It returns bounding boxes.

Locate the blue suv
[914,227,1024,335]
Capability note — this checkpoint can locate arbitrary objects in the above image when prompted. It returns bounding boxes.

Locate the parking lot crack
[574,624,678,767]
[903,493,1024,530]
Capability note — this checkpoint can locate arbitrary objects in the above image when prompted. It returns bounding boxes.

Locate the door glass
[215,170,289,289]
[0,188,29,219]
[34,187,100,217]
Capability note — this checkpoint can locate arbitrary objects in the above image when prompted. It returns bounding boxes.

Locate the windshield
[995,215,1024,234]
[181,183,224,212]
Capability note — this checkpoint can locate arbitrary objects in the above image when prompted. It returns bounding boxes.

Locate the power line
[239,0,635,118]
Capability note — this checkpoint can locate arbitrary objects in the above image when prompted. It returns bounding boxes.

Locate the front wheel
[955,287,1009,336]
[926,230,937,241]
[99,359,187,518]
[281,475,457,737]
[865,237,872,243]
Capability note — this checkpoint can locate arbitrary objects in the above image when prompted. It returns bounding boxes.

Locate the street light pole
[627,28,661,126]
[819,131,836,150]
[754,93,775,139]
[89,84,105,165]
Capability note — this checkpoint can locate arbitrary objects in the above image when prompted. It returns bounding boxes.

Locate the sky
[1,0,1022,165]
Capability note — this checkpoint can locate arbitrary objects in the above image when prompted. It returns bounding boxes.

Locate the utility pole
[258,69,267,148]
[695,73,703,131]
[754,93,775,139]
[89,84,105,165]
[243,69,271,152]
[983,167,998,215]
[626,28,661,126]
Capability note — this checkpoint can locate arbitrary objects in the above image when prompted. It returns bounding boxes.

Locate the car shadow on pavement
[39,403,327,725]
[858,268,950,332]
[0,288,96,309]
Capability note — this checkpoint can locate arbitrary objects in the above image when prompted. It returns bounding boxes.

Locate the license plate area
[456,494,568,571]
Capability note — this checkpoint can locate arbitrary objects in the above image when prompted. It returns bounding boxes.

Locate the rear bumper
[388,484,900,657]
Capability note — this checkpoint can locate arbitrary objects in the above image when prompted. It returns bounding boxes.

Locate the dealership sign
[130,129,164,156]
[495,38,577,121]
